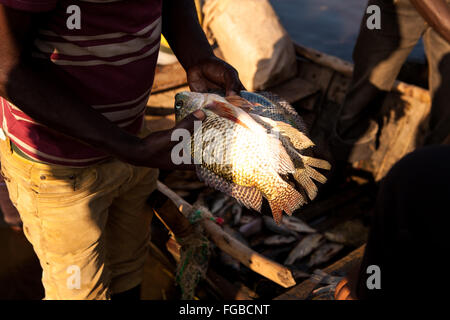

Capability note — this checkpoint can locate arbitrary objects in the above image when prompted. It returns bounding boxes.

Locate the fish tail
[294,168,319,200]
[290,154,331,201]
[266,178,305,224]
[302,155,331,170]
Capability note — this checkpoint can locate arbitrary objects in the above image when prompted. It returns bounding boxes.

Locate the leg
[335,0,426,161]
[106,165,159,297]
[0,139,130,299]
[423,26,450,145]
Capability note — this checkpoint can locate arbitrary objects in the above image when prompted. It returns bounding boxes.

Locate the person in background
[335,145,450,299]
[332,0,450,162]
[0,0,243,300]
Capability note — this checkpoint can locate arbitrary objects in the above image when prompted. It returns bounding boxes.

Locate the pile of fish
[174,91,331,224]
[194,188,368,274]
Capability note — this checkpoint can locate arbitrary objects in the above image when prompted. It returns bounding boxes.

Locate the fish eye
[175,100,184,109]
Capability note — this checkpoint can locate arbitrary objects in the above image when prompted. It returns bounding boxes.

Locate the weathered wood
[268,76,319,104]
[156,181,296,288]
[274,245,365,300]
[357,93,431,181]
[294,42,430,104]
[297,59,335,94]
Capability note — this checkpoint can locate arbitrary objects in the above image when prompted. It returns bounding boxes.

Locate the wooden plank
[157,181,296,288]
[274,245,365,300]
[294,42,430,104]
[268,76,319,104]
[356,93,431,181]
[326,71,351,106]
[297,59,335,94]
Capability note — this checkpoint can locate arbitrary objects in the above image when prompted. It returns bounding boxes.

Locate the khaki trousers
[0,137,158,299]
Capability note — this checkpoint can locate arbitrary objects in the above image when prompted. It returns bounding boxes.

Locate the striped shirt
[0,0,162,166]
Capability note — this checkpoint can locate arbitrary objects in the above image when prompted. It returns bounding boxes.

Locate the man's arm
[162,0,244,95]
[410,0,450,43]
[0,5,203,169]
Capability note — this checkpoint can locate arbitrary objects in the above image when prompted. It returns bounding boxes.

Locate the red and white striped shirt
[0,0,162,166]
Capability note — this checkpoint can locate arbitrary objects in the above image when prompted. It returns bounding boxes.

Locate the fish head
[174,91,208,122]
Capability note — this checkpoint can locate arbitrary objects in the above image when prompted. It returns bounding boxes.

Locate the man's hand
[187,56,245,96]
[125,110,205,170]
[162,0,244,96]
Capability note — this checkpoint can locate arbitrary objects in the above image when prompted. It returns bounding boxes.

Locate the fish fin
[301,155,332,170]
[285,147,329,200]
[266,134,295,175]
[249,113,315,151]
[196,167,263,212]
[231,186,263,212]
[224,95,254,111]
[205,101,250,129]
[244,113,295,174]
[247,91,309,132]
[305,165,328,184]
[293,169,319,200]
[205,100,271,136]
[275,121,315,150]
[267,181,305,224]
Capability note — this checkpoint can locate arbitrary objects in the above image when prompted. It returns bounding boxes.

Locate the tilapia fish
[174,91,331,224]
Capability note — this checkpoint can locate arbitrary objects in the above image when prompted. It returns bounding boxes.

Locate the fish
[284,233,324,265]
[281,216,316,234]
[263,235,297,246]
[238,217,263,238]
[323,219,369,247]
[210,193,230,215]
[231,203,243,226]
[262,216,298,237]
[307,243,344,267]
[174,91,330,224]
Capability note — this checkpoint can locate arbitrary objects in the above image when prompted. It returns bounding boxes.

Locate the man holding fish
[0,0,243,299]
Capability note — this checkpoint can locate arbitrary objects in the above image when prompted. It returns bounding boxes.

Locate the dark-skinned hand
[186,56,245,96]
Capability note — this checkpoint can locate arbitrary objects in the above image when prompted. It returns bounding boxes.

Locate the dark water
[270,0,425,62]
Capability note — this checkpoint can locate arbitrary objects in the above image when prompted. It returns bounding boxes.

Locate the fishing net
[174,206,213,300]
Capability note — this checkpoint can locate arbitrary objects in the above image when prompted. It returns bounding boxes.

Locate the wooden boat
[143,42,431,300]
